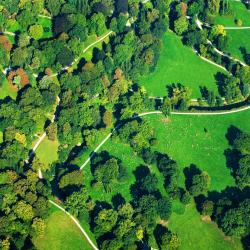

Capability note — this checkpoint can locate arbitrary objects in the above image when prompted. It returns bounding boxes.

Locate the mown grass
[37,17,53,39]
[79,109,250,250]
[214,0,250,27]
[168,201,243,250]
[0,77,17,100]
[147,110,250,191]
[138,32,226,98]
[35,137,59,167]
[226,29,250,62]
[33,209,93,250]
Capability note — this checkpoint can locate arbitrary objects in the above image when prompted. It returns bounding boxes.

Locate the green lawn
[169,202,242,250]
[78,109,250,250]
[214,0,250,27]
[138,32,226,98]
[0,77,17,100]
[33,209,94,250]
[35,137,59,167]
[226,29,250,63]
[147,110,250,191]
[37,16,53,39]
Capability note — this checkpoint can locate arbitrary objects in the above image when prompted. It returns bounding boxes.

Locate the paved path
[49,200,99,250]
[80,105,250,169]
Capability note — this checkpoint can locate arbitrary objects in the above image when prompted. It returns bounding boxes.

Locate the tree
[161,97,172,117]
[46,123,57,141]
[15,201,34,221]
[103,109,113,128]
[94,209,118,236]
[208,0,220,14]
[59,170,84,189]
[211,25,226,38]
[201,200,214,216]
[160,230,180,250]
[29,25,44,40]
[236,155,250,188]
[174,16,188,35]
[233,132,250,155]
[56,48,74,66]
[89,13,107,36]
[31,218,46,238]
[188,172,210,196]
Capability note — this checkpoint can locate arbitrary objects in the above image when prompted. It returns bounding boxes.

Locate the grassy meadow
[33,208,94,250]
[78,109,250,250]
[138,32,226,98]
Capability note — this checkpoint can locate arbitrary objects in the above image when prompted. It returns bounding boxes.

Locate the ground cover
[35,137,59,167]
[168,201,243,250]
[33,208,94,250]
[225,29,250,63]
[78,109,250,250]
[37,16,53,39]
[138,32,226,98]
[214,0,250,27]
[0,77,17,100]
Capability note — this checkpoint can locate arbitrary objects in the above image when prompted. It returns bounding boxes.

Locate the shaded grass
[33,209,93,250]
[147,110,250,191]
[226,29,250,63]
[168,201,243,250]
[35,138,59,167]
[138,32,226,98]
[37,17,53,39]
[214,0,250,27]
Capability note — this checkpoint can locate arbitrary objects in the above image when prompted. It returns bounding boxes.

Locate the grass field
[37,17,53,39]
[226,29,250,63]
[138,32,226,98]
[79,109,250,250]
[34,208,93,250]
[214,0,250,27]
[169,201,243,250]
[35,137,59,167]
[0,78,17,100]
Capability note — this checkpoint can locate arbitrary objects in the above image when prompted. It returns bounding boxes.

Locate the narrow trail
[80,105,250,170]
[49,200,99,250]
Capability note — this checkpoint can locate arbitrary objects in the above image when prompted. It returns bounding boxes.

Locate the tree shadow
[183,164,202,190]
[215,72,227,97]
[240,46,250,64]
[112,193,126,210]
[225,125,242,146]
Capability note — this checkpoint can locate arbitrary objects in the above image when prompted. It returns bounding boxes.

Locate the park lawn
[146,110,250,191]
[0,131,3,143]
[80,135,167,203]
[0,78,17,100]
[226,29,250,63]
[138,32,225,98]
[33,209,93,250]
[35,137,59,167]
[37,16,53,39]
[168,201,243,250]
[214,0,250,27]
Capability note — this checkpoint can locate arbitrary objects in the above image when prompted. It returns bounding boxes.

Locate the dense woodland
[0,0,249,249]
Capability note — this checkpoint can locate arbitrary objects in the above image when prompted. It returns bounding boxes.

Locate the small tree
[29,24,44,40]
[174,16,188,35]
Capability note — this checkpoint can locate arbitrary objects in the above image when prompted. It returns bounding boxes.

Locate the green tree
[29,25,44,40]
[188,172,211,196]
[174,16,188,35]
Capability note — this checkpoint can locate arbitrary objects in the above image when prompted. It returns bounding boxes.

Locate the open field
[33,208,93,250]
[35,137,59,167]
[226,29,250,63]
[78,109,250,250]
[37,16,53,39]
[0,78,17,100]
[138,32,226,98]
[214,0,250,27]
[169,201,243,250]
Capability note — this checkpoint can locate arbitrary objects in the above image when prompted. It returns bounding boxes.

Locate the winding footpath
[49,200,99,250]
[80,105,250,170]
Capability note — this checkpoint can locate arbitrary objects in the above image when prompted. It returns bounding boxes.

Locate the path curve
[80,105,250,170]
[49,200,99,250]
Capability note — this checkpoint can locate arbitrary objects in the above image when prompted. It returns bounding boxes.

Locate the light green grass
[147,110,250,191]
[0,131,3,143]
[35,137,59,167]
[37,17,53,39]
[0,78,17,100]
[214,0,250,27]
[168,202,243,250]
[138,32,226,98]
[33,209,93,250]
[226,29,250,63]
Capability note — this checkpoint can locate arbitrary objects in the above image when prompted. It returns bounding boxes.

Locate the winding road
[80,105,250,170]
